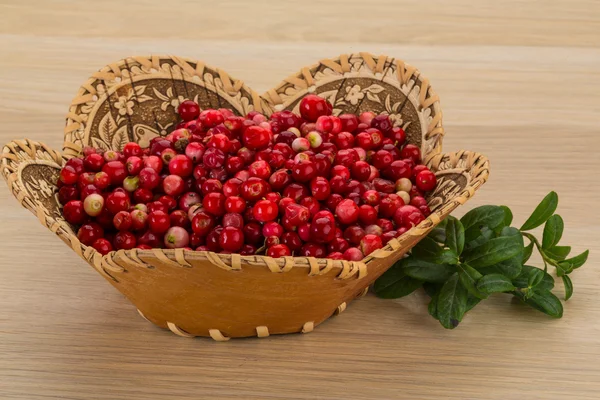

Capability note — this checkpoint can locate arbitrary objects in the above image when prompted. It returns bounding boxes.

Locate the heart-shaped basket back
[63,53,443,162]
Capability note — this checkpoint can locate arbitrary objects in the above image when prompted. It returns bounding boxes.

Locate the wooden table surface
[1,1,599,399]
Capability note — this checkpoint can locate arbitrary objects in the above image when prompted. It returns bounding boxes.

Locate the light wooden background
[1,1,599,399]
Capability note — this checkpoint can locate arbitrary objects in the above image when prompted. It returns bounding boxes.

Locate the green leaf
[478,256,523,279]
[521,290,563,318]
[428,294,439,319]
[445,217,465,255]
[411,236,443,262]
[461,205,506,242]
[500,226,521,238]
[373,264,423,299]
[558,250,589,272]
[457,263,486,299]
[428,219,447,243]
[528,268,544,288]
[500,205,513,227]
[522,241,534,263]
[545,245,571,261]
[562,275,573,301]
[466,295,481,312]
[542,215,564,249]
[423,282,442,298]
[438,249,460,265]
[462,235,524,269]
[520,191,559,231]
[436,273,468,329]
[403,258,455,283]
[477,274,515,294]
[464,227,494,252]
[513,266,555,291]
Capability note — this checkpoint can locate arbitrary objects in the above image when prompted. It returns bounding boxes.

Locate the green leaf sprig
[373,191,589,329]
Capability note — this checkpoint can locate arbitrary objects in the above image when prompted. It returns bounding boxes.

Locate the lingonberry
[77,222,104,246]
[105,191,130,214]
[300,243,326,258]
[360,234,383,256]
[123,142,143,158]
[168,154,193,177]
[248,160,271,180]
[373,178,395,194]
[178,192,201,212]
[58,186,79,205]
[83,193,104,217]
[393,205,425,228]
[339,114,359,133]
[177,100,200,121]
[242,222,262,246]
[199,109,225,128]
[310,215,336,243]
[202,147,226,169]
[400,144,421,163]
[80,184,101,199]
[219,226,244,252]
[358,205,378,225]
[148,210,171,234]
[415,169,437,192]
[242,126,271,150]
[335,199,359,225]
[335,149,358,167]
[329,175,348,195]
[191,211,215,236]
[325,193,343,211]
[284,203,311,227]
[240,177,269,202]
[125,156,143,175]
[102,161,127,185]
[362,190,380,206]
[299,197,320,217]
[299,94,331,122]
[207,133,231,152]
[148,201,168,214]
[265,244,291,258]
[410,196,428,209]
[282,182,309,202]
[265,236,280,247]
[84,153,105,172]
[291,137,310,152]
[122,176,140,192]
[281,231,302,251]
[356,132,374,150]
[379,194,404,218]
[395,177,412,193]
[92,238,113,255]
[130,209,148,231]
[343,247,364,261]
[65,157,85,174]
[344,225,366,246]
[390,127,406,145]
[138,231,162,248]
[327,237,350,254]
[351,161,371,181]
[297,223,311,242]
[384,160,412,181]
[262,221,283,238]
[291,159,317,183]
[253,200,278,222]
[60,166,79,185]
[114,231,136,250]
[112,210,132,231]
[164,226,190,249]
[143,155,163,173]
[63,200,86,225]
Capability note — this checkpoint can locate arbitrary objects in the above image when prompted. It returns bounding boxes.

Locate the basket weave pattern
[1,53,489,340]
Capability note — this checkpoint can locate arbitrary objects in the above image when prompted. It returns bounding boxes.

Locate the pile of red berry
[57,94,437,261]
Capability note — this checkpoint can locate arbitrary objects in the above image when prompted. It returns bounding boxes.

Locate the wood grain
[0,1,599,399]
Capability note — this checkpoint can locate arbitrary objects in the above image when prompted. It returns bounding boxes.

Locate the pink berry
[164,226,190,249]
[83,193,104,217]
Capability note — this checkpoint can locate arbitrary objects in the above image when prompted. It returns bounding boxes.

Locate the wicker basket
[1,53,489,340]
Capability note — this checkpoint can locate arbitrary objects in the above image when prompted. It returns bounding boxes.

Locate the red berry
[123,142,143,158]
[137,167,160,190]
[268,169,292,191]
[143,155,163,173]
[138,231,162,248]
[148,211,171,234]
[92,238,113,255]
[327,238,350,254]
[393,205,425,228]
[164,226,190,248]
[63,200,86,225]
[335,199,359,225]
[77,223,104,246]
[191,211,215,236]
[219,226,244,251]
[343,247,364,261]
[113,211,133,231]
[115,231,136,250]
[334,149,358,167]
[58,186,79,205]
[373,178,395,194]
[351,161,371,181]
[410,196,428,209]
[415,169,437,192]
[130,210,148,231]
[83,193,104,217]
[102,161,127,185]
[240,177,270,202]
[379,194,405,218]
[362,190,380,206]
[284,203,310,227]
[400,144,421,163]
[65,157,85,174]
[300,243,326,258]
[60,166,79,185]
[83,153,105,172]
[360,234,383,256]
[310,215,336,243]
[339,114,359,133]
[248,160,271,180]
[358,204,378,225]
[105,191,130,214]
[203,192,226,216]
[177,100,200,121]
[390,126,406,145]
[169,210,190,229]
[384,160,412,181]
[263,221,284,238]
[225,196,246,213]
[242,222,263,245]
[200,178,223,195]
[299,94,331,122]
[178,192,202,212]
[281,231,302,251]
[344,225,366,246]
[298,223,311,241]
[169,155,193,177]
[266,244,291,258]
[325,194,344,211]
[133,187,153,204]
[242,126,271,150]
[299,197,320,217]
[125,156,143,175]
[253,199,278,222]
[223,178,242,197]
[199,109,225,128]
[356,132,374,150]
